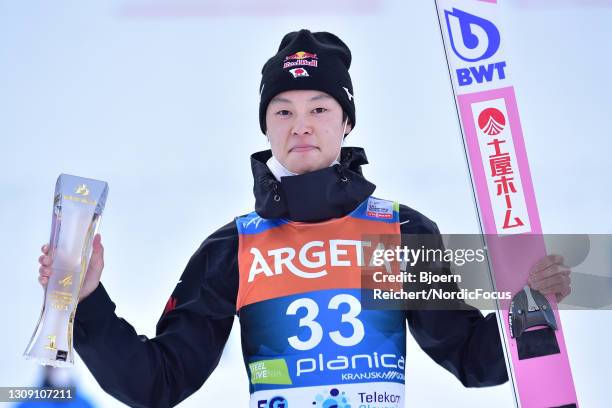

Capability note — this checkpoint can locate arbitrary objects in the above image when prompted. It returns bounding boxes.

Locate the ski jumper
[73,147,507,407]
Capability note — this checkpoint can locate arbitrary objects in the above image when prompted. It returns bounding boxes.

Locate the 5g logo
[257,396,288,408]
[445,8,500,62]
[286,294,364,350]
[444,7,507,86]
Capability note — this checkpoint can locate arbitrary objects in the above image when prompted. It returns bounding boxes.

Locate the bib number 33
[286,294,364,351]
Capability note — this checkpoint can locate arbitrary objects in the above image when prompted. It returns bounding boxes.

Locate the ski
[434,1,578,407]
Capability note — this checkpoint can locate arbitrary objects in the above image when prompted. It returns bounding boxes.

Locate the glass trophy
[24,174,109,367]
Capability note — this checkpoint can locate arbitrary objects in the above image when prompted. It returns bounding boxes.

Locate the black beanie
[259,29,355,135]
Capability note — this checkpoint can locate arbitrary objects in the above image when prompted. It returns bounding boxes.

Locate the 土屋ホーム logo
[478,107,506,136]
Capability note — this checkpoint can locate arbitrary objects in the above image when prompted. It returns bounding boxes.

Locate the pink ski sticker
[457,87,578,407]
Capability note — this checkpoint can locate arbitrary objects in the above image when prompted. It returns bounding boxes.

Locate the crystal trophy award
[24,174,109,367]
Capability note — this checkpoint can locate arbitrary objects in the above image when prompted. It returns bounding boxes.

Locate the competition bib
[236,197,405,407]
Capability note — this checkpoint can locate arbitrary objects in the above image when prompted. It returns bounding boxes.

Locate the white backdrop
[1,1,611,406]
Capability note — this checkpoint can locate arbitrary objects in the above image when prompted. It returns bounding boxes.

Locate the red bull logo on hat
[284,51,318,61]
[283,50,319,69]
[283,59,318,69]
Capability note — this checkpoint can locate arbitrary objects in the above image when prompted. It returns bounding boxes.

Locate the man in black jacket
[38,29,571,407]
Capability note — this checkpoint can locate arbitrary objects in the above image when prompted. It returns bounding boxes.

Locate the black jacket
[74,147,508,407]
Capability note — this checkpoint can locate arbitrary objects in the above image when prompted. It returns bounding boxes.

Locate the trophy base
[23,353,74,368]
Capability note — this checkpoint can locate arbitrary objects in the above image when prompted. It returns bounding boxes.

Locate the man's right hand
[38,233,105,302]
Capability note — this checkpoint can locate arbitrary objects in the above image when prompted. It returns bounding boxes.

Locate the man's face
[265,90,352,174]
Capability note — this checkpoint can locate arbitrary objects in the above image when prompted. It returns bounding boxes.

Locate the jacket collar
[250,146,376,222]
